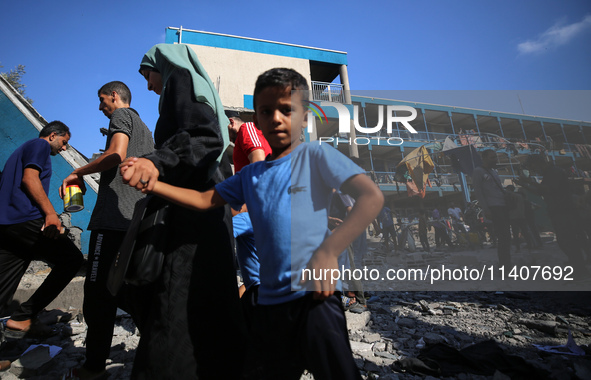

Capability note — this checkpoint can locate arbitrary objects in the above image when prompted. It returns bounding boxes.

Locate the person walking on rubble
[471,149,512,267]
[60,81,154,380]
[505,184,533,252]
[376,205,397,251]
[447,202,466,234]
[518,187,543,248]
[432,207,453,249]
[0,121,83,338]
[121,67,381,379]
[516,154,589,279]
[119,43,243,379]
[418,209,431,253]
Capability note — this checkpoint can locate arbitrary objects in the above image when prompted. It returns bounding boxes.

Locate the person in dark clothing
[60,81,154,380]
[516,154,589,279]
[120,44,244,379]
[0,121,83,336]
[418,210,431,253]
[432,208,453,249]
[375,206,397,251]
[505,185,533,252]
[518,187,543,248]
[471,149,512,267]
[123,66,372,380]
[576,191,591,257]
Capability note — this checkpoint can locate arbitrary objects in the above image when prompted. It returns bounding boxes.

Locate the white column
[340,64,358,158]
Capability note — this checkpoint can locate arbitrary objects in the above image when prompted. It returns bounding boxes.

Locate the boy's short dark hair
[39,120,70,138]
[253,68,309,109]
[98,81,132,105]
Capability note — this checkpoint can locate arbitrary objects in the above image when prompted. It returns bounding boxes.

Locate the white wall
[188,45,311,109]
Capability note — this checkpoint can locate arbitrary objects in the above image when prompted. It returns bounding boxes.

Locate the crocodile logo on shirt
[288,186,306,194]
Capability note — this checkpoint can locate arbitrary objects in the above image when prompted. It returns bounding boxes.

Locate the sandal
[0,360,11,371]
[4,320,57,339]
[62,367,109,380]
[341,295,357,310]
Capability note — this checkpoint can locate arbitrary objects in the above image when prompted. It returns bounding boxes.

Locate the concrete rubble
[9,345,57,378]
[1,306,138,379]
[345,290,591,379]
[2,241,591,379]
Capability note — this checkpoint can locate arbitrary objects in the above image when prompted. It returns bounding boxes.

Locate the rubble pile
[2,290,590,379]
[3,239,591,379]
[345,291,591,379]
[1,308,138,379]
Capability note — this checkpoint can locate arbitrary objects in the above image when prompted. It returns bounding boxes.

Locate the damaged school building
[164,26,591,225]
[2,26,591,249]
[3,27,591,379]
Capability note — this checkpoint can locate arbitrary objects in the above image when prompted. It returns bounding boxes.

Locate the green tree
[0,62,34,104]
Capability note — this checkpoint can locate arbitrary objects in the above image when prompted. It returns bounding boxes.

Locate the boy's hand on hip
[301,248,339,301]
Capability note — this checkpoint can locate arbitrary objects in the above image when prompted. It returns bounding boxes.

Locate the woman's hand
[120,157,160,192]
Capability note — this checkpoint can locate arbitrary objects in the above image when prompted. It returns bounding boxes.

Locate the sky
[1,0,590,158]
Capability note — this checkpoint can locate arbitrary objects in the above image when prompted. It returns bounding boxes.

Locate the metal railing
[368,170,545,192]
[355,130,587,187]
[368,171,460,187]
[357,129,553,154]
[311,81,345,103]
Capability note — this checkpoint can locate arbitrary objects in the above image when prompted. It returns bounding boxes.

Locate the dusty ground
[2,238,591,379]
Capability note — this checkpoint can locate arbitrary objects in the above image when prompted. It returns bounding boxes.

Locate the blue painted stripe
[243,95,253,110]
[166,28,348,65]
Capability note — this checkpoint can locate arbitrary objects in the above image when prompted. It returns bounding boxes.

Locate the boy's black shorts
[248,292,362,380]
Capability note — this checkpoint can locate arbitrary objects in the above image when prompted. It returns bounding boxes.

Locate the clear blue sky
[2,0,590,157]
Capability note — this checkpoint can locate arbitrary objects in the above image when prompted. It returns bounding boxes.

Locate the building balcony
[311,81,345,103]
